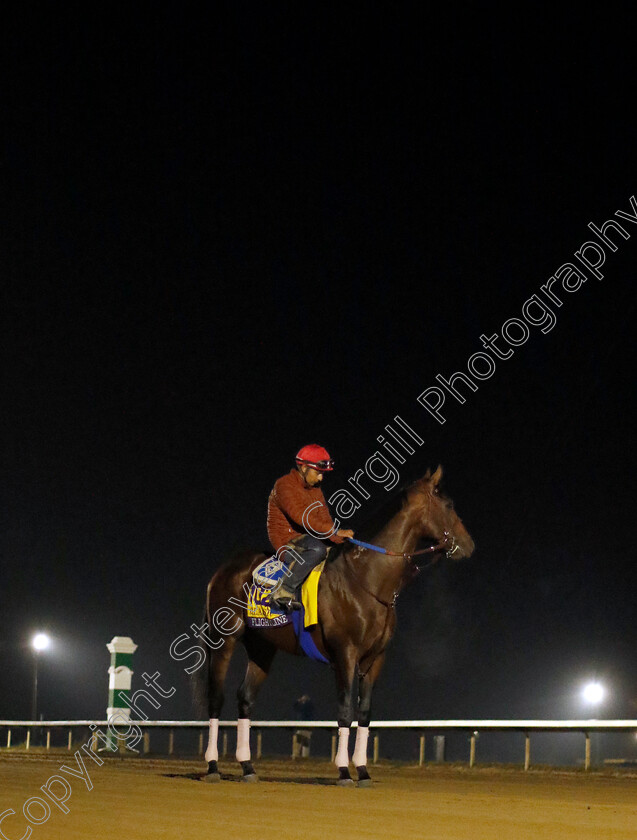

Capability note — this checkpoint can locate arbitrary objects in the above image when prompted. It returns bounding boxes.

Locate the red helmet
[295,444,334,471]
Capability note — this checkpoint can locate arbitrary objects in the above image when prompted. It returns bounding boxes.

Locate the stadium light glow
[582,681,605,705]
[32,633,51,652]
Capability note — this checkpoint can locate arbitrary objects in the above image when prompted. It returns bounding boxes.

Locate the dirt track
[1,755,635,839]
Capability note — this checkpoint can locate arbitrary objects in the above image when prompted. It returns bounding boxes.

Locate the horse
[201,465,475,786]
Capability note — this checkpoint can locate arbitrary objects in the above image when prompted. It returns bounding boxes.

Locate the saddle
[252,545,332,590]
[252,555,286,589]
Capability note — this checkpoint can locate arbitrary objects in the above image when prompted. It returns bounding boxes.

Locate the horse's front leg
[353,654,385,787]
[334,648,358,786]
[235,633,276,783]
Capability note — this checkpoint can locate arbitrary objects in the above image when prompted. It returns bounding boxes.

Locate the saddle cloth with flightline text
[246,557,328,663]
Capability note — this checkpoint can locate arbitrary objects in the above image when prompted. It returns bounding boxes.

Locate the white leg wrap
[236,718,251,763]
[352,726,369,767]
[335,726,350,767]
[204,718,219,762]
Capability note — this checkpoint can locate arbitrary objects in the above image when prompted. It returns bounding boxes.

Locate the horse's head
[405,466,475,560]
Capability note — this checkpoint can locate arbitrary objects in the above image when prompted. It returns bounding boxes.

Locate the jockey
[266,444,354,611]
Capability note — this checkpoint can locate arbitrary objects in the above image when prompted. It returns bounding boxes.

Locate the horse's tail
[190,569,221,716]
[189,608,210,717]
[191,553,260,718]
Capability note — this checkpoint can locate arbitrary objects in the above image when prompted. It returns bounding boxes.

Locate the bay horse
[201,465,474,785]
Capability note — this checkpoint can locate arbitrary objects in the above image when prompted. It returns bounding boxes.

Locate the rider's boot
[268,558,304,612]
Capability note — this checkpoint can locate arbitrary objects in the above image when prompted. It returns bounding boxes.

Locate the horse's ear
[422,468,431,480]
[431,465,443,486]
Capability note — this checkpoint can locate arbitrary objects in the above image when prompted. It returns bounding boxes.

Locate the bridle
[343,489,462,607]
[347,489,461,564]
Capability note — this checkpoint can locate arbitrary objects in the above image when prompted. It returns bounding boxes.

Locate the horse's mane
[326,480,414,564]
[326,471,454,564]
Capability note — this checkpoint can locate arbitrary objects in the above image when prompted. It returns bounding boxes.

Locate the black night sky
[2,6,636,739]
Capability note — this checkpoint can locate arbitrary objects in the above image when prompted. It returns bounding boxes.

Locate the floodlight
[582,681,605,705]
[32,633,51,652]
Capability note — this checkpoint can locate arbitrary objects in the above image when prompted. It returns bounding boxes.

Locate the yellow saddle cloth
[300,559,324,627]
[247,560,325,628]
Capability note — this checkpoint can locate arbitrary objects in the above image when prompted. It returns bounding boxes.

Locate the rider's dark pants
[281,535,327,591]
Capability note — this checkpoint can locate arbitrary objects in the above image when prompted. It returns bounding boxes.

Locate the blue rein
[347,532,452,560]
[347,537,389,554]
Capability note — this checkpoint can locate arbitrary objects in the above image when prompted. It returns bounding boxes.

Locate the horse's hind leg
[353,654,385,788]
[236,632,277,782]
[204,637,237,782]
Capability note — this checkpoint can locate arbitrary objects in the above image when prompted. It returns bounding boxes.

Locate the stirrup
[269,594,302,612]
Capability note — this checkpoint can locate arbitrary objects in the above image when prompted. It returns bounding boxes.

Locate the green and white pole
[106,636,137,751]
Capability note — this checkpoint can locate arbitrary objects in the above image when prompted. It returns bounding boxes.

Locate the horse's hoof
[203,772,221,783]
[241,773,259,783]
[337,766,354,786]
[356,765,372,787]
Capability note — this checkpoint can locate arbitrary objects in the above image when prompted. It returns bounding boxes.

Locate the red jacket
[267,468,344,551]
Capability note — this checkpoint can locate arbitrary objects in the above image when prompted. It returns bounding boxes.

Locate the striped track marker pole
[105,636,138,751]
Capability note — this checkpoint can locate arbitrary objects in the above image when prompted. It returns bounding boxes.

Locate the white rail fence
[1,720,636,771]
